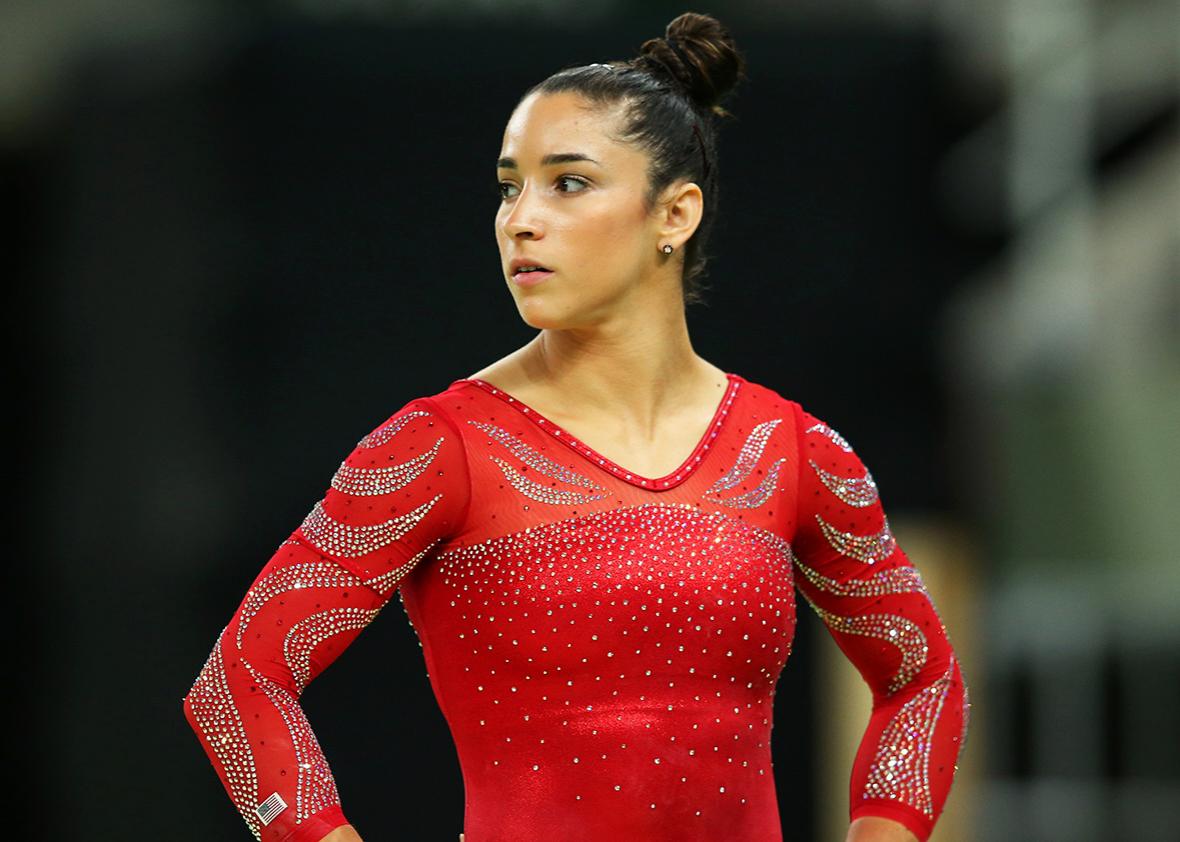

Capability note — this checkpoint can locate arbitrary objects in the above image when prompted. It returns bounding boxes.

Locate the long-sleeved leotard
[792,410,969,839]
[183,373,968,842]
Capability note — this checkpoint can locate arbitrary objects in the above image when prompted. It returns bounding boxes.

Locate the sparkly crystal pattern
[862,657,957,816]
[330,437,443,496]
[418,499,800,832]
[809,459,878,507]
[186,381,966,842]
[700,418,786,510]
[805,421,852,452]
[284,606,382,692]
[704,456,787,510]
[242,657,341,823]
[467,419,607,492]
[186,636,262,840]
[705,419,782,493]
[236,561,363,649]
[185,398,465,841]
[489,454,611,506]
[803,596,929,694]
[959,677,972,756]
[463,374,741,490]
[363,541,441,598]
[298,496,441,559]
[357,409,431,448]
[794,559,927,598]
[794,402,967,840]
[816,514,898,565]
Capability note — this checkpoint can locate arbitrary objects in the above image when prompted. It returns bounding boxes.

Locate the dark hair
[522,12,748,307]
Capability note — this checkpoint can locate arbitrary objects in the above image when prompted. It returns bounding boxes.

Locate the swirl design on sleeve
[805,421,853,452]
[235,561,366,649]
[361,540,442,597]
[298,495,441,559]
[794,559,927,598]
[802,595,928,694]
[234,546,439,649]
[186,635,262,839]
[283,606,382,692]
[862,656,957,816]
[241,657,341,823]
[809,458,879,508]
[356,409,432,448]
[329,437,444,496]
[816,515,898,565]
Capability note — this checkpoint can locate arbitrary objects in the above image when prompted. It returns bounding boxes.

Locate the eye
[496,175,589,201]
[555,175,589,193]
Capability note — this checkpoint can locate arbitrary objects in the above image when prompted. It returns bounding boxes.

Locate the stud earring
[661,244,674,254]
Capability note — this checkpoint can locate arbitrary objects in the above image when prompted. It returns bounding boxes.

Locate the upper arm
[291,396,471,589]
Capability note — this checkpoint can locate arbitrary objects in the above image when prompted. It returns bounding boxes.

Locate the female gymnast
[184,12,969,842]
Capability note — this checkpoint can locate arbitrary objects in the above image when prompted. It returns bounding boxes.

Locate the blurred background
[8,1,1177,840]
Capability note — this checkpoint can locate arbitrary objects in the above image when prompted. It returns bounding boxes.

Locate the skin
[319,828,363,842]
[474,89,730,476]
[848,817,921,842]
[316,89,917,842]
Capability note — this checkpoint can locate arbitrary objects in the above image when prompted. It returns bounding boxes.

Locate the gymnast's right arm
[182,397,471,841]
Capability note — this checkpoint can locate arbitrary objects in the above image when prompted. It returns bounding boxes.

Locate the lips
[509,258,555,287]
[510,258,551,273]
[511,268,554,287]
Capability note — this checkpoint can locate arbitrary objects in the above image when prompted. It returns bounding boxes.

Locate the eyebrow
[497,153,602,169]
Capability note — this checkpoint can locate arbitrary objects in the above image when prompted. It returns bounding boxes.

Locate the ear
[656,180,703,249]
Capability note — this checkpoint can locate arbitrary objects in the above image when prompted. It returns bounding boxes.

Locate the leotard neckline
[454,372,743,491]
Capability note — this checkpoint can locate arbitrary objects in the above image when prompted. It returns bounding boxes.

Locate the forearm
[846,816,919,842]
[318,825,364,842]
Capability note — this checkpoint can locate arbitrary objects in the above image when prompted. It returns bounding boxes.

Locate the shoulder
[299,385,474,564]
[362,379,476,437]
[727,372,802,424]
[731,374,866,469]
[332,384,474,517]
[342,380,482,467]
[729,374,837,447]
[790,404,881,517]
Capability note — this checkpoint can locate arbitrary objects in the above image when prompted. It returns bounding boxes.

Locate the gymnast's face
[495,90,695,329]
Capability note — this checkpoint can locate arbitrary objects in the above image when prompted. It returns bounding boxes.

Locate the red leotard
[183,373,969,842]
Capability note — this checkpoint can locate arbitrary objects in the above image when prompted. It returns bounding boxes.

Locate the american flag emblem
[256,792,288,826]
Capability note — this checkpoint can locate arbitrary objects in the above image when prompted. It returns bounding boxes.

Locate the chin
[515,304,564,330]
[512,295,583,331]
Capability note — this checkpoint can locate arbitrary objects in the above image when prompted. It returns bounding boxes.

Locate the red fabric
[183,374,968,841]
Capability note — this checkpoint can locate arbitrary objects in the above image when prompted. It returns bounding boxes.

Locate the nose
[500,182,544,240]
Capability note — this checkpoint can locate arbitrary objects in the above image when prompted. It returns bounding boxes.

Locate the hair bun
[636,12,747,116]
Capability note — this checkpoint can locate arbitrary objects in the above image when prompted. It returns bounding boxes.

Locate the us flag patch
[256,792,288,826]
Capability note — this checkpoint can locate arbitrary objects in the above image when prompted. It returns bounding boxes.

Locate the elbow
[881,650,962,705]
[181,648,216,735]
[181,682,200,733]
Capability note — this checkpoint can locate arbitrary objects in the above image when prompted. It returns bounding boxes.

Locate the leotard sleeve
[791,404,969,841]
[182,397,470,842]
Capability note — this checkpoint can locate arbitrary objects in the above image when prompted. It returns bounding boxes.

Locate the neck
[517,297,723,434]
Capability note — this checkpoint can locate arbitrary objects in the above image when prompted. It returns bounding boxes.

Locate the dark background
[12,9,1044,842]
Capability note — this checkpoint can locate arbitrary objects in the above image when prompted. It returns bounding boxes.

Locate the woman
[184,12,968,842]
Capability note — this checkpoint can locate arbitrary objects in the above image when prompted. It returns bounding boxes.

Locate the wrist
[846,815,920,842]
